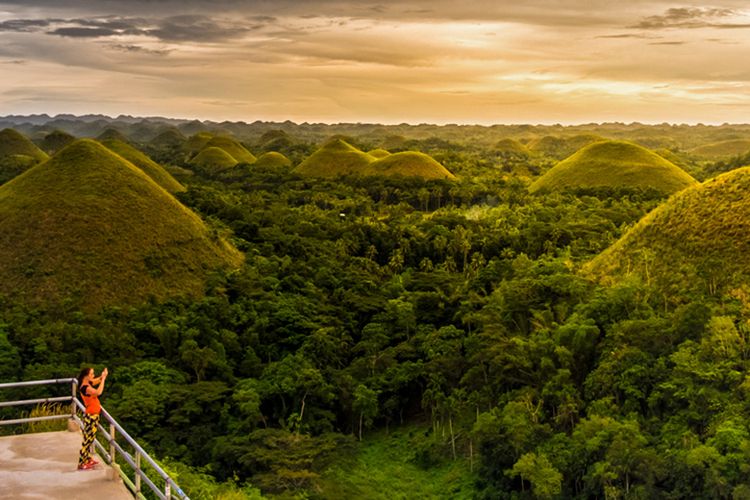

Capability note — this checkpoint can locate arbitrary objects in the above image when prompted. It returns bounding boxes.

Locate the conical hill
[367,149,391,159]
[40,130,76,155]
[690,139,750,159]
[586,167,750,297]
[189,147,238,174]
[205,137,256,164]
[96,127,129,143]
[295,139,376,177]
[529,140,697,194]
[0,128,48,162]
[367,152,457,180]
[149,128,186,148]
[100,139,185,193]
[253,152,291,169]
[0,139,243,311]
[496,138,531,156]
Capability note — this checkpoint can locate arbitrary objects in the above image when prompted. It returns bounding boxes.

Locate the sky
[0,0,749,125]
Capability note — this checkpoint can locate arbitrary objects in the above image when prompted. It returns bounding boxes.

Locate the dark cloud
[0,14,268,42]
[145,15,254,42]
[649,41,686,45]
[108,44,171,56]
[595,33,656,39]
[633,7,748,30]
[0,19,54,32]
[50,27,119,38]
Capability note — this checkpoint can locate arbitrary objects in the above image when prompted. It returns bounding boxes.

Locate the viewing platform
[0,430,132,500]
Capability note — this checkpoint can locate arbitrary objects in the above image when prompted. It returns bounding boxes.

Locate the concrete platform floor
[0,430,133,500]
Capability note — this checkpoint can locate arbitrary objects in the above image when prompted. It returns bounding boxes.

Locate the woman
[76,366,108,470]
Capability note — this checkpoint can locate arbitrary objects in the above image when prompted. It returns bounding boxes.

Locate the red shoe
[87,458,99,466]
[78,461,95,470]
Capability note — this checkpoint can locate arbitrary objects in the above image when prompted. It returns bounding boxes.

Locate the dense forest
[2,116,750,499]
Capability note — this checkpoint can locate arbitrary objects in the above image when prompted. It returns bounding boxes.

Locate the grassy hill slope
[189,147,239,174]
[253,151,291,169]
[690,139,750,159]
[0,128,49,162]
[205,137,257,164]
[586,166,750,296]
[101,139,185,193]
[367,151,457,180]
[529,140,697,194]
[495,138,531,156]
[295,139,377,177]
[0,139,242,311]
[40,130,76,155]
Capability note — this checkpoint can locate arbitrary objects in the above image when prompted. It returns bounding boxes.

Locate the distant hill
[529,140,697,194]
[257,130,295,152]
[101,139,185,193]
[586,166,750,297]
[495,138,531,156]
[367,152,456,180]
[40,130,76,155]
[690,139,750,159]
[0,139,242,311]
[0,128,48,163]
[295,139,377,177]
[253,151,291,169]
[204,136,256,164]
[189,146,238,174]
[149,128,186,149]
[528,134,604,159]
[183,132,214,157]
[367,149,391,159]
[96,127,130,143]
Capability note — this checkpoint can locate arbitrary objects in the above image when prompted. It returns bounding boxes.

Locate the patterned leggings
[79,413,99,465]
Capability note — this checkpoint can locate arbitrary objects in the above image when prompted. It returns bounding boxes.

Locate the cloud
[0,19,53,32]
[50,27,120,38]
[633,7,750,30]
[145,15,255,42]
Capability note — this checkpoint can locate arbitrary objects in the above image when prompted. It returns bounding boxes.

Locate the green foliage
[190,146,239,174]
[690,139,750,159]
[0,128,48,163]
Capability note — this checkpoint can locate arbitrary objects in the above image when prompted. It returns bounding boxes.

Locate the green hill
[101,139,185,193]
[495,138,531,156]
[529,140,697,194]
[295,139,376,177]
[183,132,214,156]
[253,151,292,169]
[367,152,457,180]
[0,139,242,311]
[149,128,186,149]
[96,127,130,143]
[690,139,750,159]
[205,136,256,164]
[0,128,49,163]
[586,166,750,297]
[528,134,604,159]
[257,130,295,151]
[367,149,391,159]
[40,130,76,155]
[189,147,239,174]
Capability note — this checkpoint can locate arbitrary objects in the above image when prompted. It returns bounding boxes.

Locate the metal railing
[0,378,189,500]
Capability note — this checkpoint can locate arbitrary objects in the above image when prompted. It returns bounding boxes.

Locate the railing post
[135,451,142,495]
[68,379,79,432]
[165,481,171,499]
[109,424,117,464]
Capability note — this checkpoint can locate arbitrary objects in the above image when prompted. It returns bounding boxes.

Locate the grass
[40,130,75,155]
[96,127,130,143]
[529,140,697,194]
[586,166,750,296]
[690,139,750,159]
[101,139,185,193]
[295,139,377,177]
[368,151,457,180]
[0,139,243,311]
[367,148,391,159]
[528,134,604,159]
[190,146,239,174]
[296,140,455,180]
[320,425,475,500]
[25,403,69,433]
[252,152,291,169]
[205,136,257,164]
[495,138,531,155]
[183,132,214,156]
[0,128,48,163]
[149,127,186,148]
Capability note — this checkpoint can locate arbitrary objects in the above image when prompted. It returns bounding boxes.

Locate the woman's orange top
[80,384,102,415]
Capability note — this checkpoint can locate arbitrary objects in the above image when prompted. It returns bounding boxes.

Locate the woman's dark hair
[77,367,93,388]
